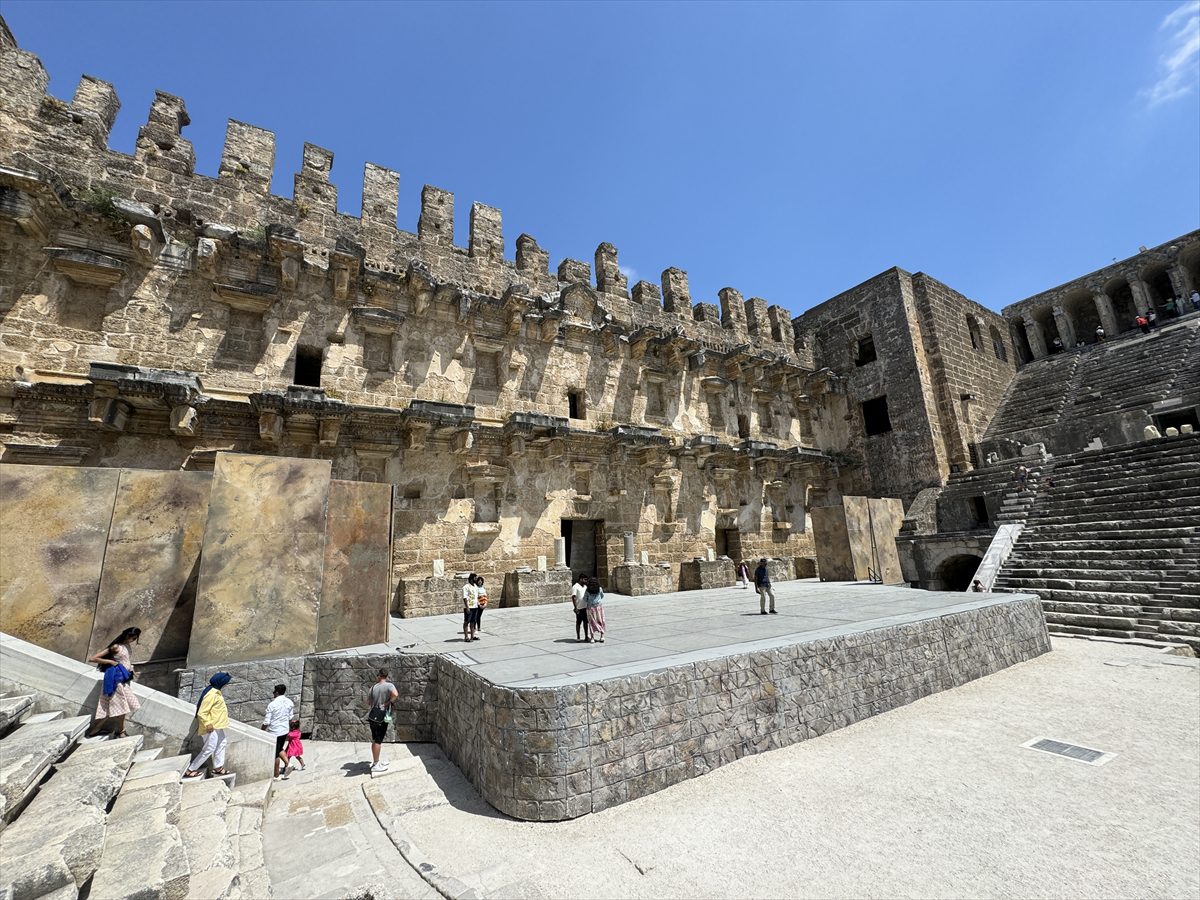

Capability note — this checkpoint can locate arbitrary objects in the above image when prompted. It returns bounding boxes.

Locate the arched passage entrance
[1179,242,1200,301]
[1143,265,1175,309]
[1011,320,1032,364]
[935,553,983,591]
[1063,290,1100,344]
[1104,277,1138,332]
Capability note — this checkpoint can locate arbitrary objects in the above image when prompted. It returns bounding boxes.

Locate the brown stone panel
[316,479,392,653]
[842,496,874,580]
[811,505,854,581]
[0,464,119,660]
[188,453,331,667]
[89,470,212,664]
[867,498,905,584]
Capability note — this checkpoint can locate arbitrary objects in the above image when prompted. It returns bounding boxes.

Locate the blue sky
[5,1,1199,314]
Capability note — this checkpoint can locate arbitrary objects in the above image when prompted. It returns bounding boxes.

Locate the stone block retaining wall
[679,559,736,590]
[303,594,1048,821]
[310,653,437,742]
[177,656,313,731]
[395,575,470,618]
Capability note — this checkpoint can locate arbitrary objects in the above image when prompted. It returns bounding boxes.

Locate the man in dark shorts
[261,683,293,780]
[366,668,398,773]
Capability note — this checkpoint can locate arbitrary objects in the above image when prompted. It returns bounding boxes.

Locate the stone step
[0,695,34,736]
[1025,523,1196,537]
[1007,547,1196,561]
[0,735,144,900]
[93,774,191,900]
[1039,475,1200,497]
[21,711,64,726]
[1044,611,1143,630]
[0,714,90,822]
[1015,534,1195,548]
[126,753,192,783]
[999,577,1163,593]
[133,746,164,764]
[1003,586,1157,605]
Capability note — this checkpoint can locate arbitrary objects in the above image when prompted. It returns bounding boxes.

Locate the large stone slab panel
[315,479,392,652]
[89,470,211,663]
[867,497,905,584]
[188,454,331,667]
[811,504,854,581]
[842,496,875,580]
[0,465,119,660]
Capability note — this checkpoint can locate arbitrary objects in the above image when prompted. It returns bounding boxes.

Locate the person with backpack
[584,578,607,643]
[755,558,777,615]
[366,668,398,774]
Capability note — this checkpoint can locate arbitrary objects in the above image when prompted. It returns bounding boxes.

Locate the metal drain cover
[1022,737,1116,766]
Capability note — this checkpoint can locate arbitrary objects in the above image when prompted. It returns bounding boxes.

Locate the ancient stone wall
[304,595,1050,821]
[0,27,830,592]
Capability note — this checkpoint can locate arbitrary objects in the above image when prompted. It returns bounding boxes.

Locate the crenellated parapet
[0,26,811,368]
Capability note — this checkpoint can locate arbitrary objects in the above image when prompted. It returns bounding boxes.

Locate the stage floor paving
[343,580,1037,688]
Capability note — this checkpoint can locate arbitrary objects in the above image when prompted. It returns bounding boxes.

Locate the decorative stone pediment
[351,306,404,334]
[213,278,277,313]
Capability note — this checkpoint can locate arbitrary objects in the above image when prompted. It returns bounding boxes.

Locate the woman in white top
[462,574,480,642]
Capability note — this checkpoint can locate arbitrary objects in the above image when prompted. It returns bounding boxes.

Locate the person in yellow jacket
[184,672,232,778]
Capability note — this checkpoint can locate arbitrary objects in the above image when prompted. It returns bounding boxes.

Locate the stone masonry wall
[302,594,1048,821]
[310,653,437,742]
[177,655,313,731]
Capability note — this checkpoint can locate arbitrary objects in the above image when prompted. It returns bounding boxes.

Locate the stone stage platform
[311,582,1050,821]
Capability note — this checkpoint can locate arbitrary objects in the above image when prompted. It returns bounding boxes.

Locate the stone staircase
[985,351,1082,440]
[0,697,273,900]
[992,435,1200,652]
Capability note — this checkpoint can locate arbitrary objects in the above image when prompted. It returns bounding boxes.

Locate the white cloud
[1141,0,1200,107]
[619,265,638,284]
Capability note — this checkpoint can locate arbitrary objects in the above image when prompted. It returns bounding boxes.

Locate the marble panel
[315,480,392,653]
[868,497,906,584]
[188,454,331,667]
[89,470,211,663]
[0,465,119,660]
[842,496,875,581]
[811,504,854,581]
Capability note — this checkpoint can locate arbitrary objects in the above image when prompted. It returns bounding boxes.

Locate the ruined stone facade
[0,17,1100,614]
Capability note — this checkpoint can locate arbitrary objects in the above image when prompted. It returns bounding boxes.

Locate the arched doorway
[1011,320,1032,364]
[1178,242,1200,300]
[1063,290,1100,344]
[936,553,983,591]
[1104,277,1138,332]
[1143,265,1175,309]
[1034,309,1062,351]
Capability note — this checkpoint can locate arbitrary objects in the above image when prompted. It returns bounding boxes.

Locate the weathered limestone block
[612,564,674,596]
[500,568,573,607]
[680,559,735,590]
[316,480,392,652]
[395,574,470,618]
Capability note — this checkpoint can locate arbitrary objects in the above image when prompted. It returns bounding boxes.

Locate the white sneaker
[374,761,389,771]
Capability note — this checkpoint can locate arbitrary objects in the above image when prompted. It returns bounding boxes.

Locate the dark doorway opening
[937,554,983,591]
[715,527,742,560]
[737,414,750,439]
[294,346,323,387]
[862,396,892,435]
[970,496,990,527]
[562,519,606,582]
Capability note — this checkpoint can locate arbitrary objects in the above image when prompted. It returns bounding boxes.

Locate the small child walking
[285,717,306,773]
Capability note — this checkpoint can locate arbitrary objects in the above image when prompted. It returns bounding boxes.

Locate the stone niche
[500,569,573,608]
[612,563,675,596]
[811,496,905,584]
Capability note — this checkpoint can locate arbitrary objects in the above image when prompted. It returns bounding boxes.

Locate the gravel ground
[387,638,1200,900]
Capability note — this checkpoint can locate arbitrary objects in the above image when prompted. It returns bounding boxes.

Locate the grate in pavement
[1021,737,1115,766]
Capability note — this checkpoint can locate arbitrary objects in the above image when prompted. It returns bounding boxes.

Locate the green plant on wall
[81,185,121,221]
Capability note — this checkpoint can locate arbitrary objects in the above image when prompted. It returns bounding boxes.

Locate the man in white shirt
[571,574,590,642]
[261,683,294,780]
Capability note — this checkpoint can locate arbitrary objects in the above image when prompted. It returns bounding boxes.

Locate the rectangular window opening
[294,346,323,387]
[862,396,892,435]
[854,336,877,366]
[567,390,584,420]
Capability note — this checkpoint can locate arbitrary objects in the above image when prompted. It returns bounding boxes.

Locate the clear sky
[4,1,1198,314]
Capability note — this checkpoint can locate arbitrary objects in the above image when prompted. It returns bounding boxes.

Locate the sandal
[183,770,205,779]
[211,767,228,776]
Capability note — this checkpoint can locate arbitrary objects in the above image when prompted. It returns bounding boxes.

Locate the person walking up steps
[366,668,398,773]
[755,558,777,615]
[185,672,231,779]
[571,574,590,642]
[261,683,293,780]
[285,717,305,774]
[584,577,607,642]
